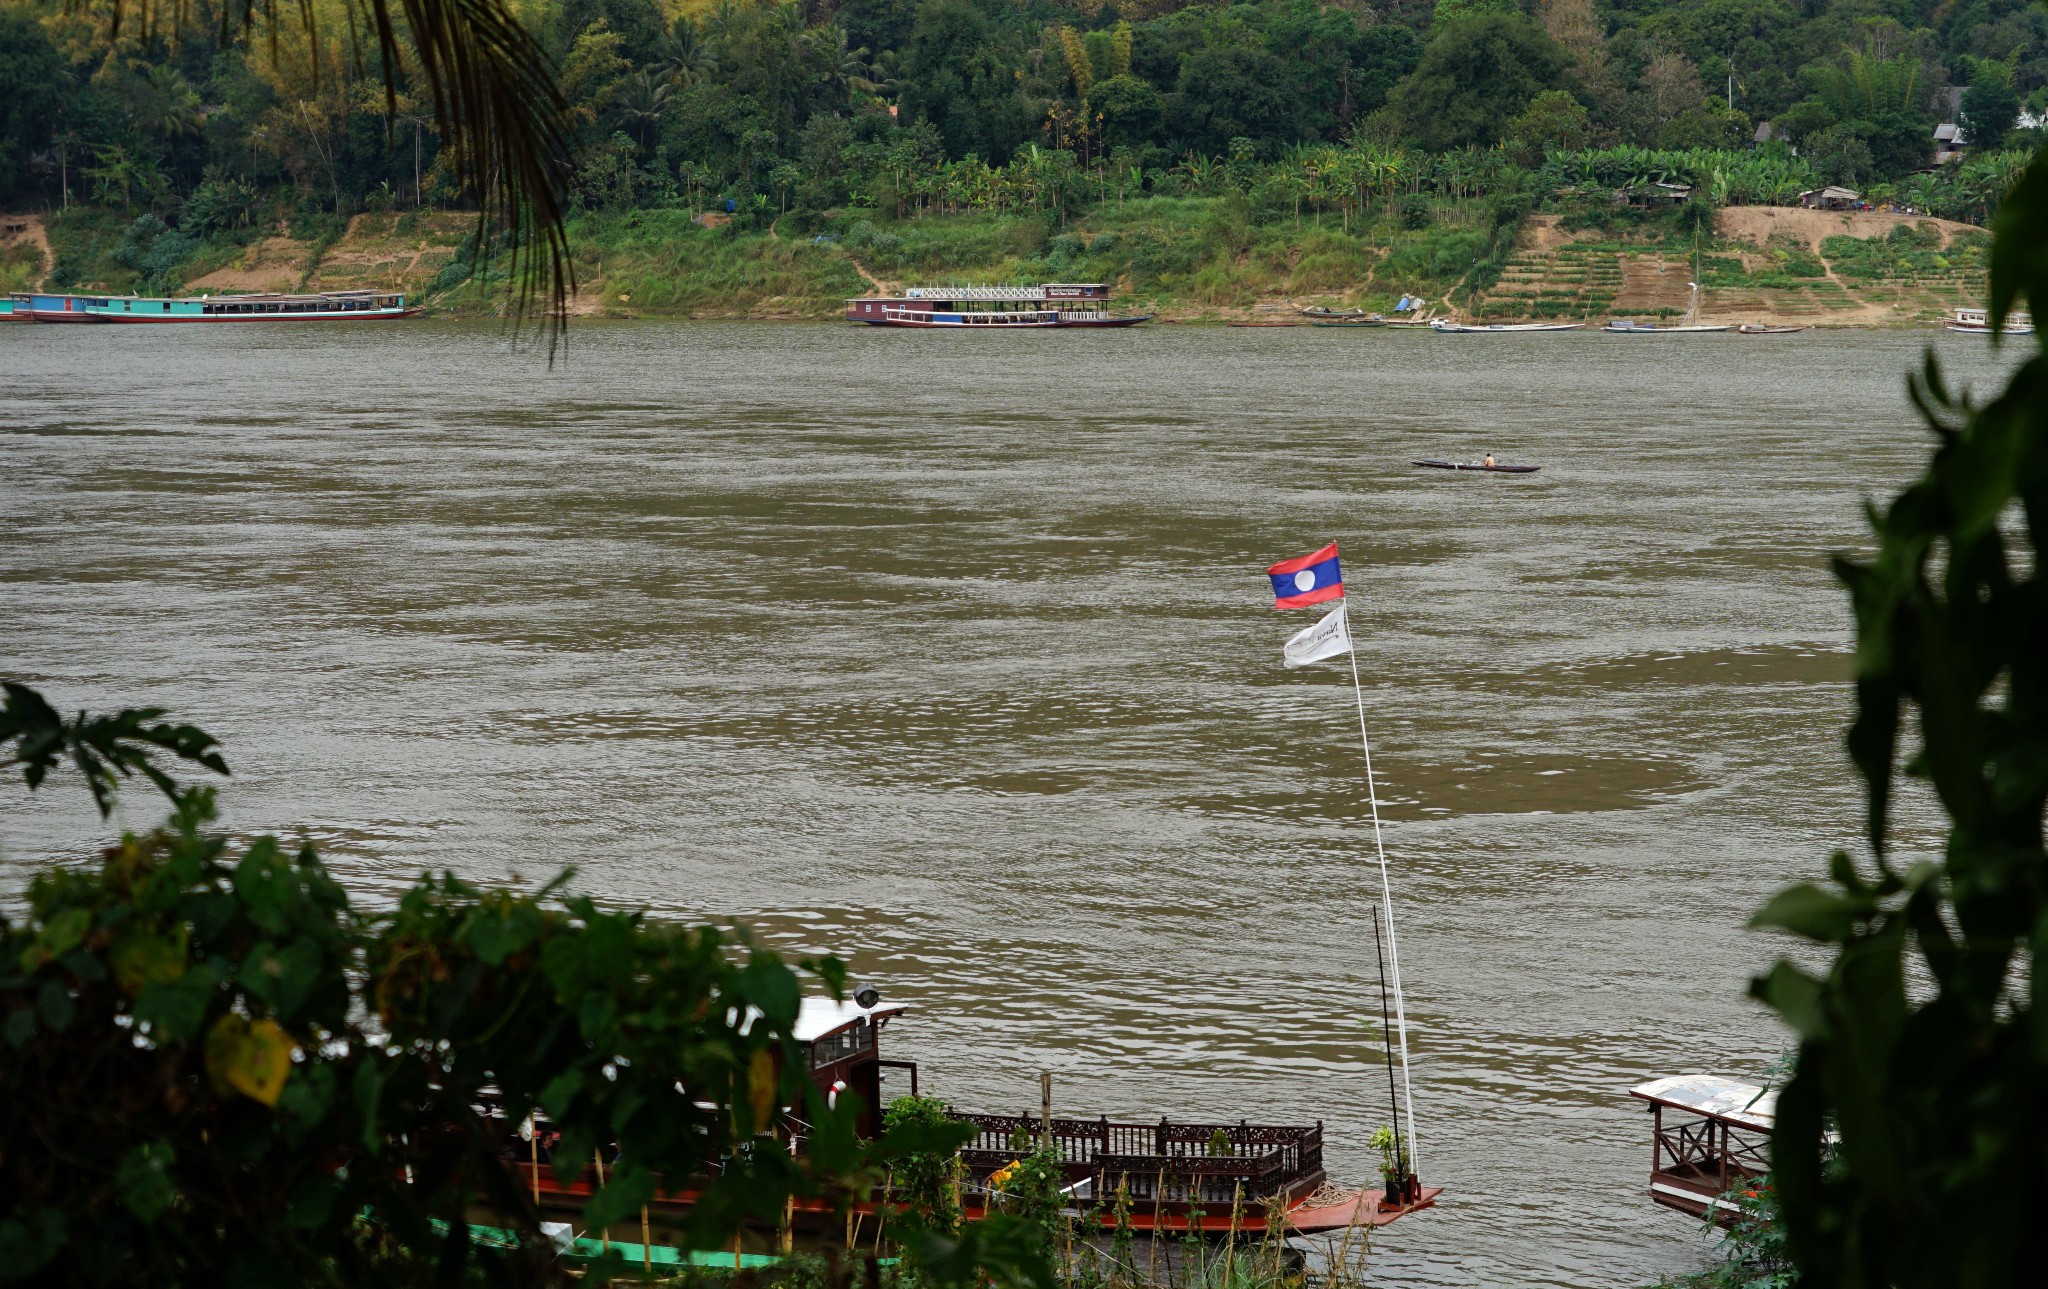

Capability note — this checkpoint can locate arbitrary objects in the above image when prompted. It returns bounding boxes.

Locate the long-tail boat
[844,283,1149,328]
[11,289,419,322]
[493,991,1438,1249]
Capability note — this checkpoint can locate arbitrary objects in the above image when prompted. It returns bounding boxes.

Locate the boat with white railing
[844,283,1150,328]
[1945,305,2034,335]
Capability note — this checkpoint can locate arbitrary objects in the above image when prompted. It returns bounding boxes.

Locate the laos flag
[1267,543,1344,609]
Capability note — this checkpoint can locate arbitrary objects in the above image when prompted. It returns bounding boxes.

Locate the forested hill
[0,0,2043,301]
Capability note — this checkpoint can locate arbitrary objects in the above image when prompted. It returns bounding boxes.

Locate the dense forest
[1,0,2044,293]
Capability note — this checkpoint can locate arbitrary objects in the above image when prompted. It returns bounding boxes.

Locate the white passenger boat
[1945,306,2034,335]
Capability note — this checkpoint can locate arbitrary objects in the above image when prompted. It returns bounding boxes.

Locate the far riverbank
[5,199,1988,328]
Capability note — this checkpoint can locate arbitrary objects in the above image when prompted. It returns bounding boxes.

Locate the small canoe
[1413,459,1541,474]
[1311,318,1388,328]
[1300,306,1367,319]
[1738,324,1810,334]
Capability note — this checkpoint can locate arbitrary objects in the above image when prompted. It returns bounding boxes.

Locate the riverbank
[5,199,1987,326]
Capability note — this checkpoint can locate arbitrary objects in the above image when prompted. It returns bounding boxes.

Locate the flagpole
[1340,597,1419,1179]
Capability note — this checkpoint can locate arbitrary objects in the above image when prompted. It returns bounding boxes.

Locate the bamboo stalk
[594,1150,609,1253]
[1225,1182,1243,1289]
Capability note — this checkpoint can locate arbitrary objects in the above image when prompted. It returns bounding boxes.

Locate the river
[0,320,2012,1286]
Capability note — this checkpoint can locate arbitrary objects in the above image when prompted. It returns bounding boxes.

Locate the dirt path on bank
[1,214,53,289]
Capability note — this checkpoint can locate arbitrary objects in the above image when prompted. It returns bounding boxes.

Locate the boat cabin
[792,995,914,1136]
[1630,1074,1772,1225]
[843,283,1133,327]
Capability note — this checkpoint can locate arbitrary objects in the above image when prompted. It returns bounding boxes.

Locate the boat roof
[794,997,908,1043]
[1630,1075,1776,1129]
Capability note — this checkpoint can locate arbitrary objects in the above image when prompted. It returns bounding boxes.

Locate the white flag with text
[1282,604,1352,669]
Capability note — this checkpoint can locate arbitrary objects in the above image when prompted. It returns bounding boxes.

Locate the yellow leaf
[205,1015,296,1106]
[747,1048,776,1131]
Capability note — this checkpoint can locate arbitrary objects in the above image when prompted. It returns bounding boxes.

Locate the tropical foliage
[3,0,2045,301]
[0,686,1049,1289]
[1747,98,2048,1289]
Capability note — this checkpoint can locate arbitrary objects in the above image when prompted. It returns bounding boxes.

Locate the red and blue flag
[1267,543,1343,609]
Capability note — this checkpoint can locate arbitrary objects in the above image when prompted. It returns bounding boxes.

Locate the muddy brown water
[0,321,2013,1286]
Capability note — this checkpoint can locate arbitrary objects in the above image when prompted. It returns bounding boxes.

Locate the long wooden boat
[1428,319,1580,333]
[1413,458,1541,474]
[1737,323,1810,334]
[1945,305,2035,335]
[1604,319,1731,334]
[845,283,1149,328]
[1310,318,1388,328]
[12,289,420,322]
[491,993,1435,1245]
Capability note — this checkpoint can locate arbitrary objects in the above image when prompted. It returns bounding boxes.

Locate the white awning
[1629,1075,1776,1130]
[793,997,908,1043]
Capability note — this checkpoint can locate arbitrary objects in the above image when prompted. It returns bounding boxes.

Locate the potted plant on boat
[1370,1125,1413,1207]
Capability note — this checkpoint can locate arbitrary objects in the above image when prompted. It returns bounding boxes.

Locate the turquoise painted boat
[13,289,419,323]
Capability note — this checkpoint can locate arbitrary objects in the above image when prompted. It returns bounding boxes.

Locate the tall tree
[1388,13,1572,151]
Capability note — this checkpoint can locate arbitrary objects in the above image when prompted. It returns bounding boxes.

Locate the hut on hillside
[1616,181,1693,207]
[1800,185,1861,210]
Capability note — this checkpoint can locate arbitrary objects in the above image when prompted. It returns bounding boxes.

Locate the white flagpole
[1339,598,1419,1178]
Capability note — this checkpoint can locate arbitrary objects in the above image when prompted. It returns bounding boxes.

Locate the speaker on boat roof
[853,984,881,1009]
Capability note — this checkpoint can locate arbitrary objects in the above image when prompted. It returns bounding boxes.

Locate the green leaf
[237,937,323,1019]
[1751,961,1828,1039]
[904,1214,1057,1289]
[0,1209,67,1281]
[1750,882,1872,942]
[137,967,216,1042]
[19,907,90,974]
[36,980,73,1032]
[2,1006,34,1049]
[111,923,189,996]
[464,895,541,965]
[583,1162,656,1229]
[117,1142,177,1223]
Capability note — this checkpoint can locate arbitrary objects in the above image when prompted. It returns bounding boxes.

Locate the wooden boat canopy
[1631,1075,1772,1226]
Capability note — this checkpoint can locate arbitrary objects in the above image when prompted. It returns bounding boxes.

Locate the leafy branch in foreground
[0,682,1050,1289]
[0,681,227,816]
[1747,139,2048,1288]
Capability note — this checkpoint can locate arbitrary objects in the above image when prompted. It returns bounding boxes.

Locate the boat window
[809,1021,873,1069]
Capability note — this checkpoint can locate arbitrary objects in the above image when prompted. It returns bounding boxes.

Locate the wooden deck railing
[953,1114,1323,1204]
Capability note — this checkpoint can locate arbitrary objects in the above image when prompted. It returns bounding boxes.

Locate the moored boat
[1945,305,2035,335]
[844,283,1149,328]
[1429,319,1580,333]
[12,289,420,322]
[491,990,1437,1242]
[1738,323,1810,334]
[1604,319,1732,333]
[1310,317,1388,328]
